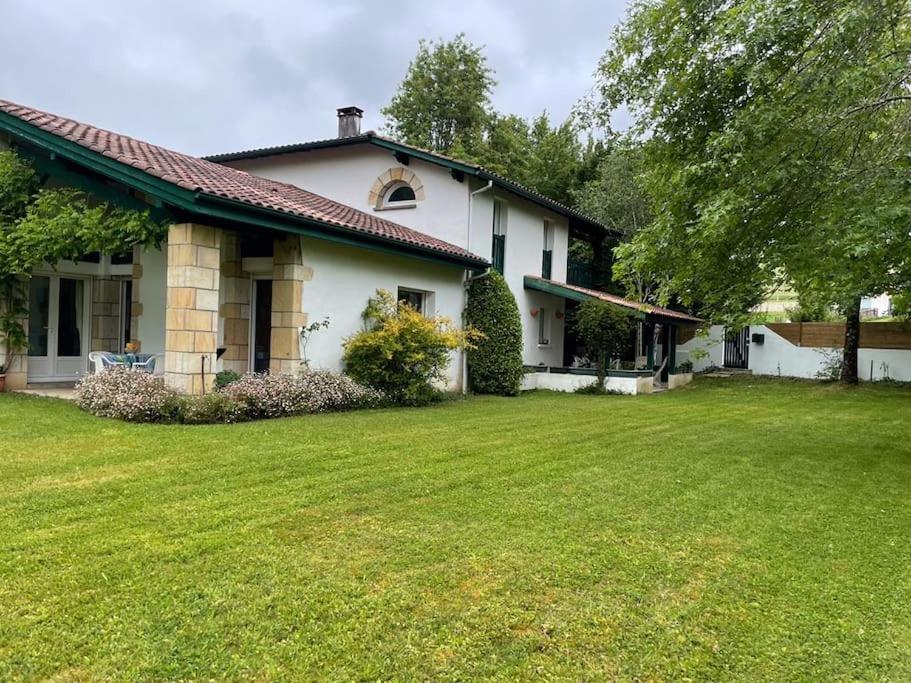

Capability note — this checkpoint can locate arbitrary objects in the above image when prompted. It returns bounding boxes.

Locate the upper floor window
[492,199,507,273]
[542,219,555,279]
[370,168,425,211]
[382,181,417,208]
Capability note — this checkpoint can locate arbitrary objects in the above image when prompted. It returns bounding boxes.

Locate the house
[0,99,699,395]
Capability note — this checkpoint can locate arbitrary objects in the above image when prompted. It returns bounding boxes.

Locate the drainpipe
[460,180,494,394]
[467,179,494,253]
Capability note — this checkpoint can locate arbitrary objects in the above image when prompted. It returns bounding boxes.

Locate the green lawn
[1,379,910,681]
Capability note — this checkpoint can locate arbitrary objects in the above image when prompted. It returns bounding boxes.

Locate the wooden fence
[766,322,911,350]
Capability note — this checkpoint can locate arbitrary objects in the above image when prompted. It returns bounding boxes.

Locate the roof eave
[0,113,486,271]
[205,134,607,232]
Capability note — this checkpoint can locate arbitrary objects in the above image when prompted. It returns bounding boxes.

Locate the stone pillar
[219,231,250,374]
[165,224,221,395]
[129,248,143,350]
[91,277,122,353]
[269,235,311,375]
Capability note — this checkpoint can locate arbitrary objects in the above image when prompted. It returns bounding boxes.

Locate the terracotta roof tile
[526,276,702,324]
[0,100,486,265]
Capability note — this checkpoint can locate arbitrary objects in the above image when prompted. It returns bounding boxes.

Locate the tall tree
[525,112,584,207]
[601,0,911,383]
[382,34,495,155]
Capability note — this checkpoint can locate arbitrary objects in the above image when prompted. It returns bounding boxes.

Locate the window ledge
[374,202,417,212]
[537,343,552,349]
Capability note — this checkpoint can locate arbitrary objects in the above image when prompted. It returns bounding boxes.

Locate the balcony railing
[567,258,593,287]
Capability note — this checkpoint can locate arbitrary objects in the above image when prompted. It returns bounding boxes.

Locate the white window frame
[397,287,433,316]
[543,219,555,250]
[378,181,417,210]
[538,308,551,347]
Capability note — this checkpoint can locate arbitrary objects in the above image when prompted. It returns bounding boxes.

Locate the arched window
[385,182,416,205]
[369,168,425,210]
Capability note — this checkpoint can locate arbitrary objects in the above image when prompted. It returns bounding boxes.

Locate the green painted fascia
[206,133,604,231]
[0,111,199,209]
[523,276,647,320]
[0,113,487,271]
[196,194,487,271]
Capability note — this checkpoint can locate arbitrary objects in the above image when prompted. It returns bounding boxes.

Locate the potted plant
[0,276,29,393]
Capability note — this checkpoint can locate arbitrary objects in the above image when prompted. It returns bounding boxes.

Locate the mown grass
[1,378,910,681]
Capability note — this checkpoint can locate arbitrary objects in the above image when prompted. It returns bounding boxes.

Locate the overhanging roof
[204,133,608,235]
[0,100,488,270]
[524,276,702,326]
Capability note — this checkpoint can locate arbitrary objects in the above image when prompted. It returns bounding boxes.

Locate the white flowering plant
[76,367,385,424]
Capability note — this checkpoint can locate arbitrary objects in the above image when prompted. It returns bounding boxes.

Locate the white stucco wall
[228,147,471,250]
[521,371,653,395]
[749,325,911,381]
[226,145,576,370]
[300,236,467,388]
[677,324,911,381]
[136,244,167,355]
[677,325,725,372]
[470,185,570,367]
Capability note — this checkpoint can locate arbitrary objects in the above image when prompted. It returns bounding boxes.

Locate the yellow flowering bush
[343,289,482,405]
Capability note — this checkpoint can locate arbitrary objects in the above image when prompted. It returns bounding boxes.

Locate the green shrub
[571,299,636,387]
[343,289,481,405]
[180,392,245,425]
[464,271,523,395]
[215,369,241,389]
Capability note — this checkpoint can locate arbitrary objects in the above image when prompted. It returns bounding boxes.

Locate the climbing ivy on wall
[0,148,164,368]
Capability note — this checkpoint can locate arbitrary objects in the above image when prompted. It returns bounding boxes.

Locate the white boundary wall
[521,372,657,395]
[677,324,911,382]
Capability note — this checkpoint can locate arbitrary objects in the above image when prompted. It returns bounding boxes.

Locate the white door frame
[27,273,92,383]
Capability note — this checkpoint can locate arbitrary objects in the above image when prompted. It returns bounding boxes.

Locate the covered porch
[521,276,702,394]
[8,225,311,395]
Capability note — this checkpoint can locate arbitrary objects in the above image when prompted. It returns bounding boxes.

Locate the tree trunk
[840,297,861,384]
[597,350,607,391]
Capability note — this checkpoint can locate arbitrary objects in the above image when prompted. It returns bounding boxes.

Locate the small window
[542,220,554,279]
[538,308,551,346]
[397,287,425,314]
[388,185,416,203]
[492,200,507,273]
[381,182,417,209]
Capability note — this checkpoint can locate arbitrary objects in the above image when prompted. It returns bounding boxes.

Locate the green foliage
[343,290,481,405]
[382,36,599,207]
[0,149,164,371]
[0,276,28,373]
[382,34,495,155]
[571,299,636,387]
[600,0,911,381]
[214,370,241,390]
[574,141,651,241]
[0,149,40,224]
[892,292,911,321]
[464,271,523,395]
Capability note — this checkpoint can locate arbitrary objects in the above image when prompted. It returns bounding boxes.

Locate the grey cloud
[0,0,630,156]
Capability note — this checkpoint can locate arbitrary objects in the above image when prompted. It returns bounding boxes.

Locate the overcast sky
[0,1,629,157]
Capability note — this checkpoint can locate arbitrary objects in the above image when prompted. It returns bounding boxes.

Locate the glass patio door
[27,275,88,382]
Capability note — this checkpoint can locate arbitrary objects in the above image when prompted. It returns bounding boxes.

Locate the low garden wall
[521,367,656,395]
[677,324,911,381]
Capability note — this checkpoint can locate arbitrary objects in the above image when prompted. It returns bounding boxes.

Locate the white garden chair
[88,351,125,373]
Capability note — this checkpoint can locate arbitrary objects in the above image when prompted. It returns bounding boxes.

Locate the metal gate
[724,326,750,369]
